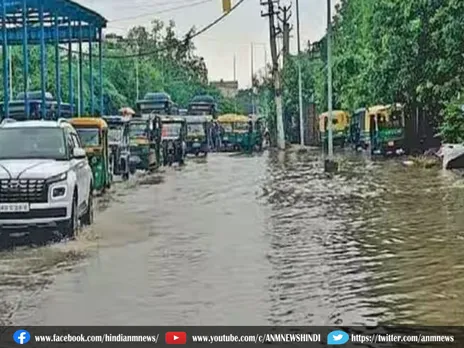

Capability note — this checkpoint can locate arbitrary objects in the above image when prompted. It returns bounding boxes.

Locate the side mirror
[73,147,86,159]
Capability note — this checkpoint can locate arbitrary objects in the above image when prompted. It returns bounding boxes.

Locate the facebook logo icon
[13,330,31,344]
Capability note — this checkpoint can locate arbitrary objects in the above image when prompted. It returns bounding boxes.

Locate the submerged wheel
[81,189,94,227]
[62,194,79,239]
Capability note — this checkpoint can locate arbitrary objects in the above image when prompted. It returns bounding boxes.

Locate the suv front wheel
[61,194,78,239]
[81,188,94,226]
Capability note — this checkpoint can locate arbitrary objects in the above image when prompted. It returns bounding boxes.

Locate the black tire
[122,172,129,181]
[106,174,112,189]
[81,189,94,226]
[62,193,78,239]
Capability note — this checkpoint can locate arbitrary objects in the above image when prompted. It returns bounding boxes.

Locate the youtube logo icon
[165,332,187,344]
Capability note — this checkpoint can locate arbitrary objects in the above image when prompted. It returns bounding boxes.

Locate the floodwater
[1,148,464,325]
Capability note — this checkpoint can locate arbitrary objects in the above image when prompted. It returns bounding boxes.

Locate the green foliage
[255,0,464,140]
[439,95,464,143]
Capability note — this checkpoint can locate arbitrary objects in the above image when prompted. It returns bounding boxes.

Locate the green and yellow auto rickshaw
[217,114,251,151]
[368,104,406,156]
[319,110,350,148]
[129,116,157,172]
[69,117,112,193]
[184,115,212,156]
[349,104,406,156]
[160,116,187,166]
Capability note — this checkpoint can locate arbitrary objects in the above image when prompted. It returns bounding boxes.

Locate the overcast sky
[77,0,339,89]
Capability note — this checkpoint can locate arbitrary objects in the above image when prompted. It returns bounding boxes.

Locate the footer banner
[1,326,462,347]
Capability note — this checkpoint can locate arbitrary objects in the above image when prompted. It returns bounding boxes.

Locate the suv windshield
[0,127,66,160]
[76,128,100,146]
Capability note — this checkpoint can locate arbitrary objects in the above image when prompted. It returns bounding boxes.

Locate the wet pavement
[2,148,464,325]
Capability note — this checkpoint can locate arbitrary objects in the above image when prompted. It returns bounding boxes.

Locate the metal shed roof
[1,0,107,44]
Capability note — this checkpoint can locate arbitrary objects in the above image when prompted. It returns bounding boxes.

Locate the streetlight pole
[296,0,304,145]
[325,0,337,172]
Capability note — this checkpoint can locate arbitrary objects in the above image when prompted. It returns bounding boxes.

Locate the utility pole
[296,0,304,145]
[251,42,255,115]
[261,0,285,149]
[325,0,337,172]
[233,54,236,81]
[279,4,292,60]
[135,42,140,100]
[9,49,13,100]
[278,4,292,142]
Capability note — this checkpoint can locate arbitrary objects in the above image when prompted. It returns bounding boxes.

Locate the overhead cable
[59,0,247,59]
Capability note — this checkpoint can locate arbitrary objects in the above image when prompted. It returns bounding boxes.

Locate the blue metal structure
[0,0,107,119]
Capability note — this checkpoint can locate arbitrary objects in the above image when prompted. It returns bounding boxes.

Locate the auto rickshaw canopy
[319,110,349,132]
[366,105,389,116]
[69,117,108,129]
[217,114,249,123]
[69,117,108,153]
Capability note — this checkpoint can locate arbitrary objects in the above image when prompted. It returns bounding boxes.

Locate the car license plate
[223,137,228,141]
[193,142,200,148]
[388,141,394,146]
[0,203,29,213]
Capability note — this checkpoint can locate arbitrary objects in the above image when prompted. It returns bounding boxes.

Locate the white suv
[0,119,93,244]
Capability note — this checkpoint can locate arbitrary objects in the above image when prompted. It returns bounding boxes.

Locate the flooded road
[2,149,464,325]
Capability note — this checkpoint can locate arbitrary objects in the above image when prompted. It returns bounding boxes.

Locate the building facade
[210,79,238,98]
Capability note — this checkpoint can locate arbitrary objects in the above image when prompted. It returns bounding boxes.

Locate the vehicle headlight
[46,172,68,184]
[91,157,98,164]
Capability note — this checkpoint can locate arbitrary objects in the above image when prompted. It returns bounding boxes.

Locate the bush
[439,96,464,143]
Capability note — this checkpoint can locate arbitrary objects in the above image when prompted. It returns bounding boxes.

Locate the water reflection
[264,148,464,325]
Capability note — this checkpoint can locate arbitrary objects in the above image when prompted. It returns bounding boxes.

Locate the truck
[187,95,217,118]
[0,91,74,120]
[136,92,174,116]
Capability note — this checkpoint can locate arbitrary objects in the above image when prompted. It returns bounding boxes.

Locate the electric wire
[59,0,247,59]
[109,0,213,23]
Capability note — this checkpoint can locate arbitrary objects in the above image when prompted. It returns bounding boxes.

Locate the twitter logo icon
[327,330,349,345]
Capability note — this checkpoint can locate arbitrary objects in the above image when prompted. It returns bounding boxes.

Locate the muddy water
[2,149,464,325]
